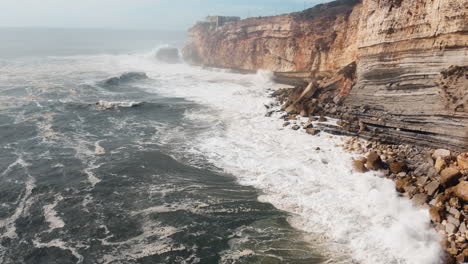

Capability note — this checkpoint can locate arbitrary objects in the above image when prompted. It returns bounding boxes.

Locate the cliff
[183,0,468,150]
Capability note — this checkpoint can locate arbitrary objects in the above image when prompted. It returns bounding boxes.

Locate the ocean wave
[101,72,148,86]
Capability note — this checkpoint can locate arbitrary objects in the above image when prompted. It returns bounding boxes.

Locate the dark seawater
[0,29,325,264]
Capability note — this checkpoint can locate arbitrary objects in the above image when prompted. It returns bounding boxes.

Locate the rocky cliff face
[183,0,468,150]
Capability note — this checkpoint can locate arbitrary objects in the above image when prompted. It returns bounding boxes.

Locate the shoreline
[269,86,468,263]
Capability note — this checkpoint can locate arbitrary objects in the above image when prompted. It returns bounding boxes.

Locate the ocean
[0,28,442,264]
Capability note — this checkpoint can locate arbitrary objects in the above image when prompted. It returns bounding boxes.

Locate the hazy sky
[0,0,330,30]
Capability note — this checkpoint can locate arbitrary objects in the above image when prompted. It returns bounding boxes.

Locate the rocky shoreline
[270,87,468,263]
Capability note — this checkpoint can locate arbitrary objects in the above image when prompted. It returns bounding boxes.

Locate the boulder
[365,151,384,170]
[300,110,308,117]
[416,176,428,186]
[447,215,460,227]
[156,47,180,63]
[395,178,410,193]
[389,160,407,174]
[306,128,319,135]
[440,167,462,187]
[283,122,291,127]
[291,125,300,130]
[446,222,458,234]
[352,158,368,173]
[454,181,468,202]
[432,149,451,160]
[411,193,429,206]
[425,181,440,196]
[457,153,468,169]
[434,157,447,173]
[429,206,445,223]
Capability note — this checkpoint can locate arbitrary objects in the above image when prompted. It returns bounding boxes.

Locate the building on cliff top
[205,16,240,27]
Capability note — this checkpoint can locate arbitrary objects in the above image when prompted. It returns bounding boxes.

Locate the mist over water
[0,29,442,264]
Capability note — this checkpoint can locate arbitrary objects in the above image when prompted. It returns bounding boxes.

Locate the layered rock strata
[183,0,468,150]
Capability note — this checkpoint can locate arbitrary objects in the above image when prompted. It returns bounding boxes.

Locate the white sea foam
[43,194,65,231]
[0,156,35,239]
[96,100,143,110]
[33,239,84,264]
[120,56,444,264]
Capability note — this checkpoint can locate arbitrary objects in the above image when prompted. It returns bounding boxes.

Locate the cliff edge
[183,0,468,150]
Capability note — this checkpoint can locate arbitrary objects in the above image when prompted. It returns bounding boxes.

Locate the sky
[0,0,331,30]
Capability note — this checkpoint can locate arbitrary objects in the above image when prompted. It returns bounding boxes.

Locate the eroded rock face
[184,0,468,150]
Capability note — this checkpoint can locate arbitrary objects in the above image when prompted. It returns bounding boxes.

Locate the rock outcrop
[183,0,468,150]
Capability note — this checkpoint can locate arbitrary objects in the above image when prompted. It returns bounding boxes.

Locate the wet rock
[440,167,462,187]
[454,181,468,202]
[300,110,308,117]
[352,158,368,173]
[318,115,327,122]
[411,193,429,206]
[306,128,319,135]
[365,151,384,170]
[425,181,440,196]
[291,125,300,130]
[433,149,451,160]
[429,206,445,223]
[457,153,468,169]
[434,157,447,173]
[389,160,407,174]
[283,122,291,127]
